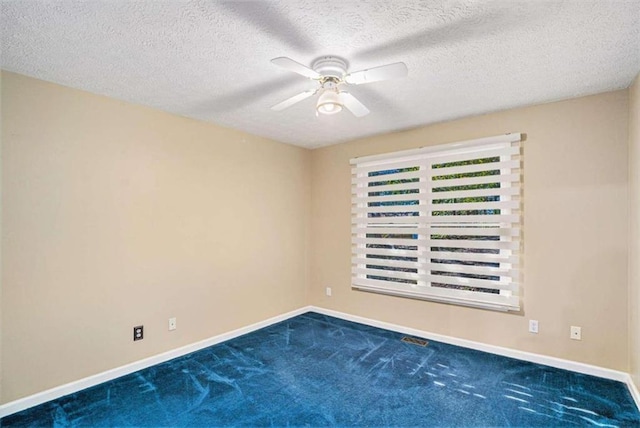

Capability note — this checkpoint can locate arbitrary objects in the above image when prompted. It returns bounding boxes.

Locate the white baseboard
[0,306,313,418]
[309,306,631,383]
[2,305,638,418]
[627,375,640,411]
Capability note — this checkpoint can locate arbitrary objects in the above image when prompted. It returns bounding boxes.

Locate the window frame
[350,133,522,312]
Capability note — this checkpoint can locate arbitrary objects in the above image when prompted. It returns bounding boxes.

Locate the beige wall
[310,90,630,371]
[0,71,4,403]
[0,71,311,403]
[630,72,640,386]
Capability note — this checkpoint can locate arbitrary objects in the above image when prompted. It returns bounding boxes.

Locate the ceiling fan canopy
[270,55,408,118]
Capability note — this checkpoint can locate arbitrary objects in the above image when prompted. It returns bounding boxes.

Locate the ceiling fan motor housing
[312,56,348,80]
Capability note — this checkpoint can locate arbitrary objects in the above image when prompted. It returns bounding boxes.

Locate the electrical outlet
[529,320,539,334]
[133,325,144,341]
[326,287,332,297]
[168,317,177,331]
[570,326,581,340]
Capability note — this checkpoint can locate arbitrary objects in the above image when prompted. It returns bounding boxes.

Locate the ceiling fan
[270,56,408,117]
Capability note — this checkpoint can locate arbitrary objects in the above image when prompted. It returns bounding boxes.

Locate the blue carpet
[2,312,639,427]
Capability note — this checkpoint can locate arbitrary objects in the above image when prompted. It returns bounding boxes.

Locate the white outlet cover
[570,326,581,340]
[529,320,539,334]
[326,287,332,297]
[168,317,177,331]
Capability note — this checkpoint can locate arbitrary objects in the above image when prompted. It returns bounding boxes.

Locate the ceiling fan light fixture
[271,55,407,118]
[316,90,343,115]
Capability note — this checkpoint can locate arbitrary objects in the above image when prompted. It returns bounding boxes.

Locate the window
[351,133,522,311]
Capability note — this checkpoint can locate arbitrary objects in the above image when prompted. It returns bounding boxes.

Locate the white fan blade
[340,92,370,117]
[271,57,321,80]
[271,90,317,111]
[344,62,408,85]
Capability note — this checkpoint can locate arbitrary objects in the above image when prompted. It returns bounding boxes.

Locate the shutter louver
[351,134,522,311]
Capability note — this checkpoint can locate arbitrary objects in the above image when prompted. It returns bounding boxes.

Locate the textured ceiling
[1,1,639,148]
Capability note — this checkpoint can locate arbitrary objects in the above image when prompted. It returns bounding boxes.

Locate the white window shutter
[351,134,522,312]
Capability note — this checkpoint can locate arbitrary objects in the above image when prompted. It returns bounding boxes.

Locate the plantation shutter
[351,133,522,311]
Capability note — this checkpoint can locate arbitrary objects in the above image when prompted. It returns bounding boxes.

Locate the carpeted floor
[2,312,639,427]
